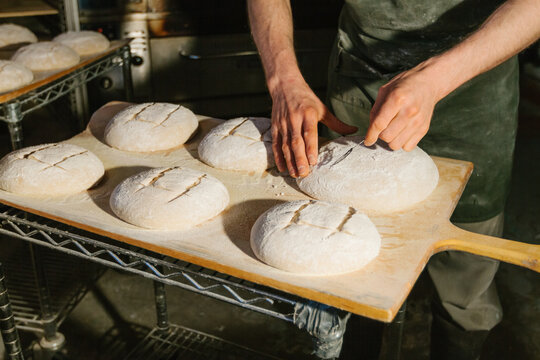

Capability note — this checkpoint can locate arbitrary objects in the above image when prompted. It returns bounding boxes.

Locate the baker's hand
[364,63,441,151]
[271,77,357,178]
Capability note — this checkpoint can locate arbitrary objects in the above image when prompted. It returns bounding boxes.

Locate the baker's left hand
[364,62,442,151]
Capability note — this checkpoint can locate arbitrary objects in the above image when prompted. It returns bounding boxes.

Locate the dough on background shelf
[0,23,37,47]
[53,30,110,56]
[104,102,199,152]
[250,200,381,275]
[0,60,33,93]
[297,136,439,214]
[198,117,274,172]
[0,143,104,196]
[110,167,229,230]
[11,41,80,72]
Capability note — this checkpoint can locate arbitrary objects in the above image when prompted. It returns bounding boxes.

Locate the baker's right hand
[270,77,357,178]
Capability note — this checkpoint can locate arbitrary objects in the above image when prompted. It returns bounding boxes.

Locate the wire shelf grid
[0,237,104,333]
[0,205,300,323]
[0,49,125,122]
[124,324,281,360]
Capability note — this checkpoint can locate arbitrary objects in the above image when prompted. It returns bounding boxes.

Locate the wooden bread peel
[0,101,538,322]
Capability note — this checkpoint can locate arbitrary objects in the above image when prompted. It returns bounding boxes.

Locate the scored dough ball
[53,30,110,56]
[11,41,80,72]
[0,143,104,196]
[0,60,33,93]
[104,102,199,152]
[250,200,381,275]
[0,24,37,47]
[297,136,439,214]
[110,167,229,230]
[198,117,274,172]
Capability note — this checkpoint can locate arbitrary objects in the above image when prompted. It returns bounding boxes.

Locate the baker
[247,0,540,358]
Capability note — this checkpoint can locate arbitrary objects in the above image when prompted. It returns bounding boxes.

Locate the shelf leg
[29,245,65,357]
[0,263,24,360]
[154,266,169,335]
[4,103,24,150]
[293,301,351,359]
[121,46,134,102]
[379,300,407,360]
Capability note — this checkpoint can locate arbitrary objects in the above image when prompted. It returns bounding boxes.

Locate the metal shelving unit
[0,201,408,360]
[0,42,133,150]
[124,324,281,360]
[0,239,104,334]
[0,206,299,323]
[0,205,302,359]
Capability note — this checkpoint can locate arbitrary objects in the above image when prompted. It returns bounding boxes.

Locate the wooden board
[0,39,130,104]
[0,0,58,18]
[0,102,538,322]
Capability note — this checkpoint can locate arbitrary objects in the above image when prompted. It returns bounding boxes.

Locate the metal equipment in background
[80,0,344,117]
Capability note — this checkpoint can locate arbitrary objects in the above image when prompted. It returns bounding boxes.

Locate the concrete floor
[0,82,539,359]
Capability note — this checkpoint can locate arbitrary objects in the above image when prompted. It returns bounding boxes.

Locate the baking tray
[0,102,538,322]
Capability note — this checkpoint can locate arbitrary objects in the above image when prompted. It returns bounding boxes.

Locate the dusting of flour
[251,200,381,275]
[297,136,439,214]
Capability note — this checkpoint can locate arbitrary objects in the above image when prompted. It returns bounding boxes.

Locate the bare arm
[364,0,540,150]
[248,0,356,177]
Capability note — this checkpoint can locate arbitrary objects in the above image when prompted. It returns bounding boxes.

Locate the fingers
[279,126,298,177]
[288,112,310,177]
[386,125,417,150]
[365,88,404,146]
[320,110,357,135]
[403,130,428,151]
[273,105,320,177]
[303,111,318,166]
[271,123,287,173]
[380,112,429,151]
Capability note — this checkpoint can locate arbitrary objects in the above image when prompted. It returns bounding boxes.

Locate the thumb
[320,110,358,135]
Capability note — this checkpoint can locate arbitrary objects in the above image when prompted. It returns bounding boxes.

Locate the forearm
[424,0,540,101]
[247,0,304,95]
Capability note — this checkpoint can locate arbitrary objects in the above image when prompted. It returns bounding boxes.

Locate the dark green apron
[324,0,519,222]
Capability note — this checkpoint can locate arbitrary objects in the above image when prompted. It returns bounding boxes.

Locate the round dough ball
[250,200,381,275]
[110,167,229,230]
[11,41,80,72]
[104,102,199,152]
[0,24,37,47]
[0,143,104,196]
[0,60,33,93]
[297,136,439,214]
[198,117,274,172]
[53,31,110,56]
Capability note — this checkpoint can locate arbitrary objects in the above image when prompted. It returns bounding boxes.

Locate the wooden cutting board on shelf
[0,102,538,322]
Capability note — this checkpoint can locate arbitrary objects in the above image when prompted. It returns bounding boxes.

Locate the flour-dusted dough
[250,200,381,275]
[110,167,229,230]
[0,143,104,196]
[297,136,439,214]
[0,24,37,47]
[0,60,33,93]
[53,31,110,56]
[198,117,274,172]
[104,102,199,152]
[11,41,80,72]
